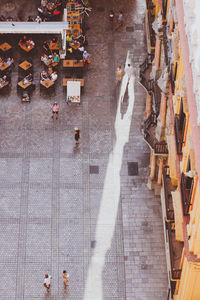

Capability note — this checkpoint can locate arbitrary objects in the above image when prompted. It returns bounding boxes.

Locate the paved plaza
[0,0,168,299]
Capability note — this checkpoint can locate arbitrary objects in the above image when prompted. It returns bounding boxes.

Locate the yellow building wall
[152,0,161,18]
[177,258,200,300]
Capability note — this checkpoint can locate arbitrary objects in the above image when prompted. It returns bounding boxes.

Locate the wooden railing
[167,222,182,281]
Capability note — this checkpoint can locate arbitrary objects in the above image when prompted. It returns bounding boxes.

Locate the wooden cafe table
[19,43,34,52]
[0,81,9,89]
[18,80,32,89]
[19,60,32,71]
[63,60,84,68]
[50,41,60,51]
[0,42,12,52]
[0,62,9,71]
[63,78,84,87]
[40,79,55,88]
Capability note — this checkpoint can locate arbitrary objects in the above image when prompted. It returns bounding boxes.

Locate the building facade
[143,0,200,299]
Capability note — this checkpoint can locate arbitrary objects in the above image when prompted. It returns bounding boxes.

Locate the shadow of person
[120,86,129,119]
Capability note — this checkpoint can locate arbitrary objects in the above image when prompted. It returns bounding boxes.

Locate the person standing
[116,65,123,83]
[115,11,123,30]
[51,102,59,119]
[109,10,115,29]
[125,63,133,84]
[74,127,80,145]
[43,274,52,292]
[62,270,69,287]
[83,50,91,65]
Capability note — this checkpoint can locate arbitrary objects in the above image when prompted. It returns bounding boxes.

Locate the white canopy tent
[67,81,81,103]
[0,22,68,49]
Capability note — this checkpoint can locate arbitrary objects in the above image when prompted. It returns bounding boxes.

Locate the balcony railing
[144,113,168,155]
[146,0,156,49]
[163,166,174,221]
[152,82,161,117]
[162,0,168,20]
[167,222,182,280]
[139,54,154,92]
[163,22,169,66]
[174,114,185,155]
[180,173,194,216]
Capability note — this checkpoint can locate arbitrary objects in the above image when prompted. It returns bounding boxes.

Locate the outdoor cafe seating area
[0,0,90,103]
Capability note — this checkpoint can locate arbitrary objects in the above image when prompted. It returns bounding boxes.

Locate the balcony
[166,221,184,298]
[146,0,156,49]
[174,114,186,155]
[139,54,153,92]
[180,173,194,216]
[163,166,175,221]
[144,112,168,155]
[163,22,169,66]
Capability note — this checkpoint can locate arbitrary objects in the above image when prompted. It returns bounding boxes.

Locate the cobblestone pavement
[0,0,168,299]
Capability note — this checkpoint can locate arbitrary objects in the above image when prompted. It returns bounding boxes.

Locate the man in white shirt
[51,71,58,82]
[125,63,133,84]
[44,274,52,292]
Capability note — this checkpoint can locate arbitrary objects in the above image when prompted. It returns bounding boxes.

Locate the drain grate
[128,162,138,176]
[90,165,99,174]
[91,240,96,248]
[126,26,134,32]
[141,264,148,270]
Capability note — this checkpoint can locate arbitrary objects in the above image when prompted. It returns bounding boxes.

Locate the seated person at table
[66,33,73,43]
[41,0,47,7]
[55,0,62,7]
[48,67,53,76]
[78,46,84,52]
[41,70,49,81]
[51,37,58,44]
[0,15,6,21]
[27,16,34,22]
[23,73,33,84]
[53,53,59,63]
[43,41,51,55]
[6,57,14,67]
[6,16,13,21]
[35,15,42,23]
[74,33,86,46]
[26,38,35,48]
[41,54,50,63]
[76,0,84,7]
[50,71,58,82]
[0,75,7,83]
[19,35,27,46]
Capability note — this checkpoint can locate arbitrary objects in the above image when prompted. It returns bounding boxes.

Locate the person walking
[109,10,115,29]
[115,11,123,30]
[43,274,52,292]
[62,270,69,287]
[125,63,133,84]
[116,65,123,83]
[74,127,80,145]
[51,102,59,119]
